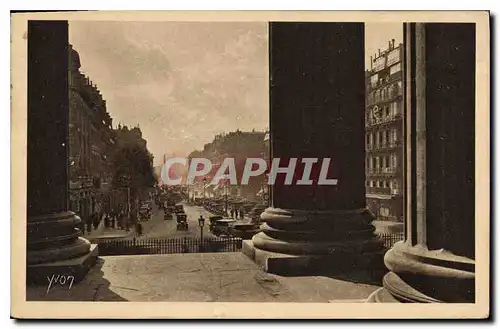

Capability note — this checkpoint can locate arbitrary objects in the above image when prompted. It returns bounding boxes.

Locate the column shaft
[250,23,383,272]
[377,23,476,303]
[26,21,95,283]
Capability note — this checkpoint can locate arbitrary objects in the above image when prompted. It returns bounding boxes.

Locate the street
[138,201,216,239]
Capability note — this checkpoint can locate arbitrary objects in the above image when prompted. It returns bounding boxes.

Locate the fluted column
[250,23,383,274]
[370,23,475,303]
[27,21,95,284]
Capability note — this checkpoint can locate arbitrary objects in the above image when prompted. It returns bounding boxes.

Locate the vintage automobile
[176,213,188,231]
[163,207,174,220]
[174,205,184,214]
[208,215,223,230]
[210,218,236,236]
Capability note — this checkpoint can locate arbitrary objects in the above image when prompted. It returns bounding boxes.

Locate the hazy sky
[70,21,401,166]
[365,22,403,68]
[70,21,269,165]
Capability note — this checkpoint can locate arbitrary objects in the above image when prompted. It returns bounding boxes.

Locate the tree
[111,144,156,204]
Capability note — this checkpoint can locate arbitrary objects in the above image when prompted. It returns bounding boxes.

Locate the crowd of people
[229,208,245,219]
[77,206,145,236]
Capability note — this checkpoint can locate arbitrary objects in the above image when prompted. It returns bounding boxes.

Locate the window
[393,101,400,116]
[391,154,398,168]
[382,180,387,188]
[376,180,380,188]
[379,207,391,217]
[394,82,401,95]
[392,129,398,143]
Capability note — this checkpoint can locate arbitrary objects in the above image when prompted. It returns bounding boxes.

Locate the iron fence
[90,236,243,256]
[377,232,404,248]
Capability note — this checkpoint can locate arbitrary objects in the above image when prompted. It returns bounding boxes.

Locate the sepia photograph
[10,11,490,319]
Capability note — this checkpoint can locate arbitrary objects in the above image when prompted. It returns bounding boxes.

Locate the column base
[27,211,91,265]
[243,239,385,276]
[365,287,400,303]
[27,244,99,285]
[243,207,385,275]
[27,211,99,285]
[373,241,475,303]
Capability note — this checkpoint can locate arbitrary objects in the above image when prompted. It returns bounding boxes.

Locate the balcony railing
[366,187,401,196]
[366,141,402,151]
[366,90,403,107]
[366,186,391,195]
[366,167,399,176]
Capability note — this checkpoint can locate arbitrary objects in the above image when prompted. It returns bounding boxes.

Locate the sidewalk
[83,218,134,240]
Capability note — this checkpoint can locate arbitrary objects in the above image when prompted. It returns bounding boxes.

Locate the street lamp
[198,215,205,251]
[224,183,228,217]
[203,177,207,200]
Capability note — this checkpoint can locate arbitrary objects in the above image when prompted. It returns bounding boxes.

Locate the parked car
[210,218,236,236]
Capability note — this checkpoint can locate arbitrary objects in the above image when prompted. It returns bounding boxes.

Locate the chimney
[388,40,391,50]
[392,39,395,48]
[378,48,381,56]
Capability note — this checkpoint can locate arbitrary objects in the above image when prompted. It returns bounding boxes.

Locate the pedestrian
[135,222,143,236]
[230,209,234,218]
[92,213,99,230]
[118,211,124,229]
[110,210,116,228]
[234,208,239,218]
[240,208,244,219]
[80,220,86,235]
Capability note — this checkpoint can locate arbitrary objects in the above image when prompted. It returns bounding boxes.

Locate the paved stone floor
[26,252,382,302]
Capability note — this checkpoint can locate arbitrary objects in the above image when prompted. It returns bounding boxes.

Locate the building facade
[69,45,117,230]
[187,130,267,200]
[365,39,404,223]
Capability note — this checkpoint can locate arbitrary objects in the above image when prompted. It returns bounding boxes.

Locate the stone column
[369,23,475,303]
[27,21,97,285]
[243,23,384,275]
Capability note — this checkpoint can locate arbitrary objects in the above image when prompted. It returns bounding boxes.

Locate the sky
[69,21,269,166]
[69,21,401,166]
[365,22,403,69]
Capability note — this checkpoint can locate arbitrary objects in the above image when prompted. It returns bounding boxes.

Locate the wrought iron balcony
[366,167,399,177]
[366,140,402,151]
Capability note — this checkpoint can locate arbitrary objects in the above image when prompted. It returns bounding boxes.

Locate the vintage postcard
[10,11,490,319]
